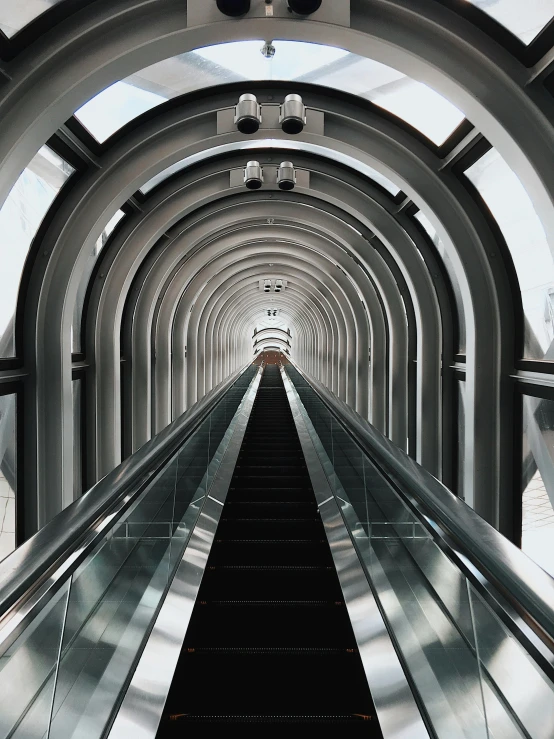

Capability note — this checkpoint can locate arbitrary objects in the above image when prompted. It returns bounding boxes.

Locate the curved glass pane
[139,139,401,196]
[0,146,74,356]
[467,0,553,44]
[0,392,16,562]
[465,148,553,359]
[0,0,64,37]
[75,82,166,145]
[521,395,554,577]
[415,211,467,353]
[75,41,464,146]
[72,210,125,353]
[522,394,554,577]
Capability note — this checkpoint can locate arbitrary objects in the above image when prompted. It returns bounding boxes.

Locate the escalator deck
[157,364,383,736]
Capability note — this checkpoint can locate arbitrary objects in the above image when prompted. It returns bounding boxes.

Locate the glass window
[0,0,64,37]
[457,379,466,499]
[415,211,467,353]
[522,394,554,577]
[0,146,74,357]
[73,378,82,497]
[75,82,167,144]
[465,148,553,360]
[72,210,125,353]
[75,41,465,146]
[466,0,553,44]
[140,139,401,196]
[0,392,16,562]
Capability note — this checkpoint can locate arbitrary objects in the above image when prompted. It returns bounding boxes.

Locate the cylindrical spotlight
[287,0,322,14]
[216,0,251,17]
[279,94,306,135]
[234,93,262,134]
[244,161,263,190]
[264,279,272,293]
[277,162,296,190]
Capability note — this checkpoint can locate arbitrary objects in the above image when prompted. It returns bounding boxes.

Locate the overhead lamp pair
[217,1,322,17]
[235,93,306,135]
[263,280,283,293]
[244,161,296,190]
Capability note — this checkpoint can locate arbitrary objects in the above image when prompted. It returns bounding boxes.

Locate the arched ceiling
[0,0,552,542]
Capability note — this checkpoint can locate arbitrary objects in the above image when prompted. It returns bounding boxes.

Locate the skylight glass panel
[465,148,554,358]
[0,0,64,37]
[75,82,167,144]
[0,146,74,356]
[194,40,349,80]
[139,140,401,197]
[301,56,464,145]
[465,0,553,44]
[75,41,465,146]
[370,79,464,145]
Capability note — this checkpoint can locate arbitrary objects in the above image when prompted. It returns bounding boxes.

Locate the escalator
[158,364,381,735]
[1,361,554,739]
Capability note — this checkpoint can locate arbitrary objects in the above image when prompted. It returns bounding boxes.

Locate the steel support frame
[144,224,374,417]
[13,92,514,536]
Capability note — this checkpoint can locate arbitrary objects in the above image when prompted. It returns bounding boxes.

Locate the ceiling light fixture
[287,0,322,15]
[244,161,263,189]
[277,162,296,190]
[216,0,251,17]
[234,93,262,134]
[280,94,306,135]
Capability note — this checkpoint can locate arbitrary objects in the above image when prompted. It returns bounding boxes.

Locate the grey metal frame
[19,96,511,536]
[0,1,551,551]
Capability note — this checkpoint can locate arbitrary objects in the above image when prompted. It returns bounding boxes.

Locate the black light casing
[216,0,251,17]
[287,0,322,15]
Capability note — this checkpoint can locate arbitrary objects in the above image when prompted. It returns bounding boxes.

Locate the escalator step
[165,652,374,713]
[166,714,376,723]
[215,519,322,539]
[209,541,331,566]
[184,602,352,646]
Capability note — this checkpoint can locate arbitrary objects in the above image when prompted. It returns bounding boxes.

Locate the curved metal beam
[20,91,512,533]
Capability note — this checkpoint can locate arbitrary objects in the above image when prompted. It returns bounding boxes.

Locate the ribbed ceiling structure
[0,0,553,566]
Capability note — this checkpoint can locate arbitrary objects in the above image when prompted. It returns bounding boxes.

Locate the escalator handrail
[287,362,554,650]
[0,364,251,622]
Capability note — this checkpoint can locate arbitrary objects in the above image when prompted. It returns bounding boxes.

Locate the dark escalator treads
[156,363,383,737]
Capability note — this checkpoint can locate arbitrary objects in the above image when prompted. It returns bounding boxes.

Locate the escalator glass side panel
[285,365,554,739]
[0,366,257,739]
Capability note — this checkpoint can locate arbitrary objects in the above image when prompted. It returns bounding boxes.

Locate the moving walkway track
[1,362,554,738]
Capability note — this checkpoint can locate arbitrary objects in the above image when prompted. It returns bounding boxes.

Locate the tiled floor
[0,471,15,562]
[522,470,554,577]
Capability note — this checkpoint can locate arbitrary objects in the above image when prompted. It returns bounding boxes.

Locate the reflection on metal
[108,367,262,739]
[280,366,429,738]
[289,361,554,659]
